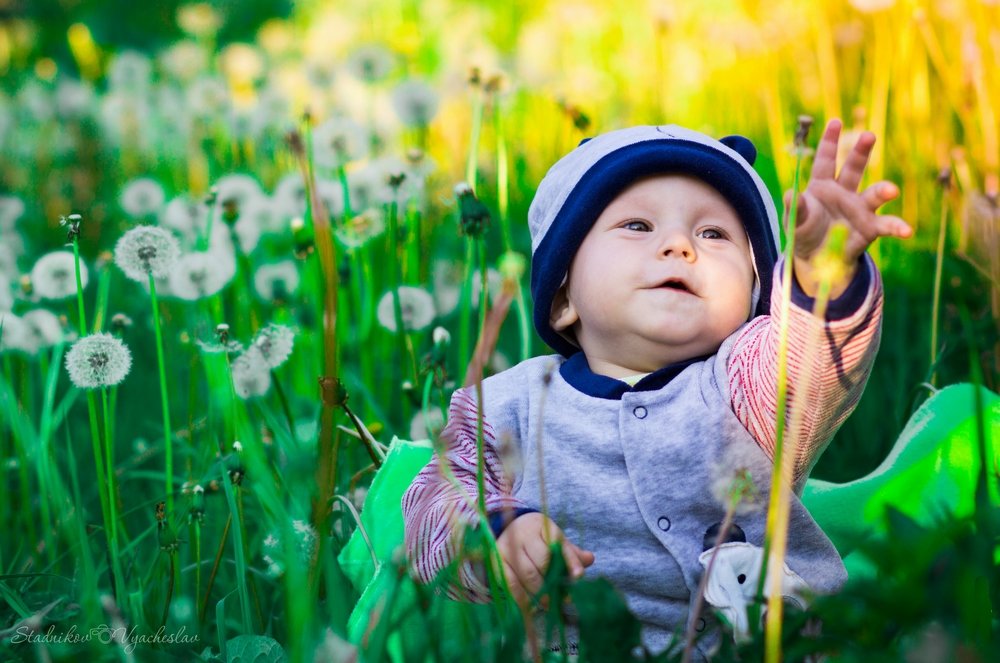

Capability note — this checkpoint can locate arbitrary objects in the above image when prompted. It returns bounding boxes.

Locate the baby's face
[551,174,755,376]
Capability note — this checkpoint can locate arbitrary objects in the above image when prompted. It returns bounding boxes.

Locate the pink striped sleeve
[401,387,527,602]
[727,257,883,489]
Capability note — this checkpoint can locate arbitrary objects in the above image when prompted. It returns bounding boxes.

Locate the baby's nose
[659,232,696,260]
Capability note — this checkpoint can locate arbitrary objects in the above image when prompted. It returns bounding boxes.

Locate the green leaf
[225,635,288,663]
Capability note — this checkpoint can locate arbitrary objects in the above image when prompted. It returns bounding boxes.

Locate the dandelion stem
[101,387,127,603]
[200,513,231,624]
[682,499,737,663]
[930,188,948,386]
[149,275,174,517]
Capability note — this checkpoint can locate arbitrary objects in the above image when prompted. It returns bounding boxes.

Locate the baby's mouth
[656,278,696,295]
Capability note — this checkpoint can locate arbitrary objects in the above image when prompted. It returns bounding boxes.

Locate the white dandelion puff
[114,226,181,282]
[250,323,295,369]
[390,79,441,128]
[0,313,33,354]
[168,251,235,301]
[376,286,435,332]
[240,194,283,235]
[431,259,463,316]
[159,40,209,82]
[107,51,153,91]
[271,172,308,220]
[334,208,385,249]
[186,76,230,120]
[161,194,208,239]
[213,174,264,213]
[253,261,300,301]
[23,309,66,352]
[65,333,132,389]
[312,117,370,170]
[709,445,765,516]
[120,178,166,217]
[30,250,87,300]
[345,43,395,83]
[0,195,25,231]
[471,268,503,307]
[55,79,96,120]
[347,163,393,214]
[231,347,271,398]
[0,276,13,312]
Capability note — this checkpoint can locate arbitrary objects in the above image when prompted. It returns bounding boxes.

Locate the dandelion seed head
[239,193,283,235]
[232,347,271,398]
[345,43,395,83]
[0,313,33,354]
[0,195,25,231]
[120,178,166,217]
[168,250,235,300]
[376,286,435,332]
[253,261,300,302]
[65,333,132,389]
[0,276,13,312]
[193,484,204,495]
[334,208,385,249]
[312,117,370,169]
[23,309,65,352]
[108,51,153,91]
[213,174,264,213]
[30,250,86,300]
[709,445,765,515]
[272,173,308,220]
[432,326,450,347]
[251,323,295,368]
[159,40,209,82]
[233,441,243,453]
[114,226,181,282]
[390,79,441,128]
[161,195,208,239]
[186,76,230,120]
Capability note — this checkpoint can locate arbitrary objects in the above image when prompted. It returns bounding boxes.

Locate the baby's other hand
[495,512,595,608]
[789,118,913,297]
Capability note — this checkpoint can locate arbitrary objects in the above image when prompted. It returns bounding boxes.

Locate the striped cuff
[791,254,873,321]
[488,507,540,538]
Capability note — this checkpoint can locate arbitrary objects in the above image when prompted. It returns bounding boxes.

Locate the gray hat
[528,124,781,357]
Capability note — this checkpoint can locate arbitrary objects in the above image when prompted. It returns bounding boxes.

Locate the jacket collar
[559,351,710,400]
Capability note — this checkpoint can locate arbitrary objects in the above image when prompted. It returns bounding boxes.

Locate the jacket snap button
[633,406,647,419]
[657,516,671,531]
[696,618,706,632]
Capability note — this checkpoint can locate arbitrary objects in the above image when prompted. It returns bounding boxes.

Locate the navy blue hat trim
[559,351,711,400]
[531,139,779,357]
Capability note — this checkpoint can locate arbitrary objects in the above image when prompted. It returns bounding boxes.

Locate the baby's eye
[698,227,726,240]
[622,219,652,232]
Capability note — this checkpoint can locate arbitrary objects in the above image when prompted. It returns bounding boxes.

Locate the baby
[402,120,911,657]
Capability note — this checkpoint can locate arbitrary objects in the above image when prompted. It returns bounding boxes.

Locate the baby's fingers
[501,559,529,607]
[562,541,596,580]
[860,181,899,211]
[872,214,913,240]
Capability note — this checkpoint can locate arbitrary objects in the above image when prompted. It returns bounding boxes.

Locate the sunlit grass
[0,0,998,661]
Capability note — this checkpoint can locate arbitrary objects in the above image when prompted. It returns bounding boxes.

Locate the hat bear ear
[577,137,593,147]
[720,135,757,166]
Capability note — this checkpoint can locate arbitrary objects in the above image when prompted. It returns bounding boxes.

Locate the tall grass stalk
[756,118,810,661]
[930,172,950,386]
[148,276,174,517]
[493,101,532,362]
[221,475,252,634]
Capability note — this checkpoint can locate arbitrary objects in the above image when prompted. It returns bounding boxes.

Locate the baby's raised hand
[495,512,595,608]
[790,118,912,298]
